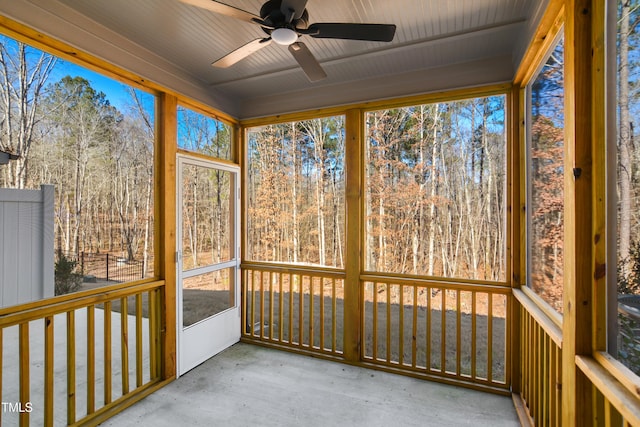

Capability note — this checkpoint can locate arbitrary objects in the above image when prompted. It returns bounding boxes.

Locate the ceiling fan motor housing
[260,0,309,36]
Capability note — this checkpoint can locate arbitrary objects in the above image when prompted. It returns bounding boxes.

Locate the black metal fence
[56,251,145,283]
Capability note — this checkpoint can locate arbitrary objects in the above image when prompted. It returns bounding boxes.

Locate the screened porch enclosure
[0,0,639,426]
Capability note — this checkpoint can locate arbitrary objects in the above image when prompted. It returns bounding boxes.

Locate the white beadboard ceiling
[2,0,545,119]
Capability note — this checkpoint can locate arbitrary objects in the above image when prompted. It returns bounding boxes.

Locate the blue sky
[1,33,134,111]
[49,59,133,111]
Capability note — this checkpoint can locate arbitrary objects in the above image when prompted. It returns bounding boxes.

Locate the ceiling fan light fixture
[271,27,298,45]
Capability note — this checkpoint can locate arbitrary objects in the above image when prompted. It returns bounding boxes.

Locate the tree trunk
[142,165,152,276]
[428,104,440,276]
[292,123,299,263]
[619,0,633,279]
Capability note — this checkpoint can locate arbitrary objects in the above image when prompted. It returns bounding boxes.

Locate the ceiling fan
[180,0,397,82]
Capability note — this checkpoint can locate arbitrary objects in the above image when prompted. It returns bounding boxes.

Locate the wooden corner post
[157,93,178,380]
[344,109,363,362]
[509,85,523,394]
[562,0,605,423]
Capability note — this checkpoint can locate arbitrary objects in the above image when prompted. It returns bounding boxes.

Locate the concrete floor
[103,343,520,427]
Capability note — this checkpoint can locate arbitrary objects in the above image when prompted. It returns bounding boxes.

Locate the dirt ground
[245,289,506,382]
[80,281,230,326]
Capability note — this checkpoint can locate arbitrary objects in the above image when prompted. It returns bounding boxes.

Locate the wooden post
[157,93,178,379]
[590,0,607,357]
[509,85,522,394]
[344,109,363,362]
[562,0,605,423]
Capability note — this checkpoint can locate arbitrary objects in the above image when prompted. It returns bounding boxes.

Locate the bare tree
[0,39,56,188]
[619,0,634,279]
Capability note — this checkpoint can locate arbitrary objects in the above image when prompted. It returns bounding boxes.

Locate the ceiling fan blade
[212,38,272,68]
[288,42,327,82]
[304,23,396,42]
[280,0,308,20]
[180,0,262,25]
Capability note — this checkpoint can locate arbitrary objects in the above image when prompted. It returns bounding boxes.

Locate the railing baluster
[523,307,528,403]
[87,305,96,414]
[259,270,264,339]
[149,289,159,380]
[522,307,528,404]
[250,270,256,337]
[121,297,130,395]
[278,272,284,344]
[471,292,477,380]
[104,301,113,405]
[372,282,378,361]
[555,345,561,426]
[309,277,315,349]
[44,315,54,426]
[298,275,304,348]
[538,322,544,424]
[19,322,30,426]
[529,309,535,411]
[545,329,551,426]
[136,293,143,388]
[527,310,535,414]
[441,289,446,374]
[411,286,418,368]
[242,270,248,334]
[456,290,461,376]
[386,283,391,363]
[549,339,556,427]
[426,286,432,371]
[67,311,76,425]
[288,273,294,345]
[332,278,336,353]
[487,293,493,383]
[269,271,274,341]
[399,284,404,366]
[320,277,325,351]
[535,321,541,423]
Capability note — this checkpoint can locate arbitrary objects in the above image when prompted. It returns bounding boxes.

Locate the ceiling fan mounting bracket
[259,0,309,36]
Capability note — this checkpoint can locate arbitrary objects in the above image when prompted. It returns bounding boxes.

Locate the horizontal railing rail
[360,271,512,288]
[0,280,164,426]
[241,261,346,278]
[361,275,511,393]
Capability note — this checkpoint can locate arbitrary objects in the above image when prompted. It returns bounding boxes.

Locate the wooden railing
[361,274,511,392]
[242,263,512,393]
[514,288,640,426]
[242,263,345,357]
[514,289,563,426]
[0,280,164,426]
[578,352,640,426]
